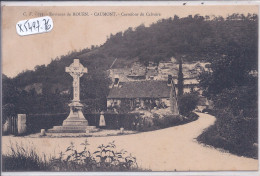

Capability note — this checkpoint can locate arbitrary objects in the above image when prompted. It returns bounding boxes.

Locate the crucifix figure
[66,59,88,102]
[63,58,89,124]
[47,59,99,132]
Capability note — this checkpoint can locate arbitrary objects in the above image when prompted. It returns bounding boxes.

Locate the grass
[3,142,49,171]
[2,140,150,172]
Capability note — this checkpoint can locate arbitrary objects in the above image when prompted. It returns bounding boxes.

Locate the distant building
[127,62,146,80]
[107,76,179,115]
[108,60,210,94]
[107,59,211,112]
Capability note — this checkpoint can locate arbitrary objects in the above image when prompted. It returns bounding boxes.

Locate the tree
[199,41,257,98]
[178,93,199,115]
[177,57,184,96]
[197,17,258,157]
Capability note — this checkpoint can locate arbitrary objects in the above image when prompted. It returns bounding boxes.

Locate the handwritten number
[36,20,40,32]
[23,20,29,32]
[17,17,52,35]
[17,24,24,32]
[27,22,33,32]
[32,22,35,30]
[42,19,52,31]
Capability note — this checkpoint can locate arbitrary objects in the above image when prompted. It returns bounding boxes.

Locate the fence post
[99,111,106,129]
[3,118,10,134]
[17,114,26,135]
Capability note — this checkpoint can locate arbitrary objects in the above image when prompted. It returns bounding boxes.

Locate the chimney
[167,75,172,86]
[114,75,119,87]
[114,78,119,85]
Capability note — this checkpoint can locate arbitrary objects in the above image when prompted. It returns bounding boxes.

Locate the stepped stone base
[48,101,99,133]
[48,125,99,133]
[48,118,98,133]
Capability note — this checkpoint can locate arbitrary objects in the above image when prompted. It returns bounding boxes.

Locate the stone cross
[66,59,87,102]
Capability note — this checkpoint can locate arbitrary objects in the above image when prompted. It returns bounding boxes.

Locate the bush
[215,110,257,147]
[24,111,199,135]
[197,85,258,159]
[213,86,258,118]
[178,93,199,115]
[197,109,258,159]
[3,140,141,171]
[153,115,183,129]
[138,113,198,132]
[50,140,138,171]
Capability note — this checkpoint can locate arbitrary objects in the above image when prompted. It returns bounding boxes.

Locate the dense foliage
[2,13,258,124]
[151,113,198,130]
[102,14,257,64]
[197,110,258,158]
[197,14,258,158]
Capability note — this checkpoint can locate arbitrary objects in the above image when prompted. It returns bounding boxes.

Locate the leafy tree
[199,42,257,98]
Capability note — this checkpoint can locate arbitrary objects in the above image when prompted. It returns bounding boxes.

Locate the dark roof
[107,80,172,99]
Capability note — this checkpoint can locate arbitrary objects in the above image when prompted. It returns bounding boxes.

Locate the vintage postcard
[1,1,259,175]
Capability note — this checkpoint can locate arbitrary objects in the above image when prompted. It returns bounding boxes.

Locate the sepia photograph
[1,2,259,175]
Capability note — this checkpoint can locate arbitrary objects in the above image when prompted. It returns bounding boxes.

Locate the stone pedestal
[48,102,98,133]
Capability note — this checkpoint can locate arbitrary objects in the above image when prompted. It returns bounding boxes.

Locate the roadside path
[2,113,258,171]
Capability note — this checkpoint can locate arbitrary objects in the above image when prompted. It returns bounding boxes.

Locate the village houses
[107,58,211,113]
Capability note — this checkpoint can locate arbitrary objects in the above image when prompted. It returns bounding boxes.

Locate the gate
[8,116,18,135]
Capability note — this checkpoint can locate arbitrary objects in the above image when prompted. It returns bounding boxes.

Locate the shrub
[213,86,258,118]
[136,113,198,132]
[51,140,138,171]
[153,115,183,129]
[24,111,198,135]
[215,110,258,147]
[197,109,258,159]
[178,93,199,115]
[2,140,140,171]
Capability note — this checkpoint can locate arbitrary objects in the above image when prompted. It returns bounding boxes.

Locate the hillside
[2,13,258,115]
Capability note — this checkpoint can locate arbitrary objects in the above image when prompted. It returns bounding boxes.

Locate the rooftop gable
[107,80,172,99]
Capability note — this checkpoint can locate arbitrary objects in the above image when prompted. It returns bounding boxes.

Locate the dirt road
[2,113,258,171]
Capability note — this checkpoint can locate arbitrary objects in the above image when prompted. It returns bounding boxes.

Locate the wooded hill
[3,13,258,115]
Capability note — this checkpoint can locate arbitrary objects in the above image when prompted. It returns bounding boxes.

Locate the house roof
[107,80,172,99]
[183,79,199,85]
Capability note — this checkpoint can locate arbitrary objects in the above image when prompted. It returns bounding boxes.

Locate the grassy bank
[2,140,149,172]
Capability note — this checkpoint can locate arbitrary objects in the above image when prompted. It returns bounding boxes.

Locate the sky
[2,4,258,78]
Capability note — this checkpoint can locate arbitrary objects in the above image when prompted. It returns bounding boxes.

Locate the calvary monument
[48,59,98,133]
